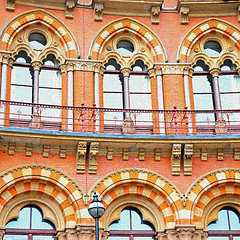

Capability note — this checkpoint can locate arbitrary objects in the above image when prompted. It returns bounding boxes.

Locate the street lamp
[88,191,105,240]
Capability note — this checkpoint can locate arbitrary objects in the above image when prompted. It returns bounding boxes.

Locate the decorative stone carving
[183,144,193,175]
[65,0,76,19]
[154,63,191,75]
[83,193,90,206]
[148,68,156,78]
[210,68,221,78]
[30,114,41,129]
[138,148,145,161]
[6,0,15,11]
[88,142,99,174]
[122,118,135,134]
[31,61,42,71]
[55,231,66,240]
[180,6,190,24]
[94,3,104,21]
[181,194,187,207]
[201,148,207,161]
[59,145,67,159]
[66,59,102,72]
[151,6,160,24]
[107,147,113,161]
[155,148,161,161]
[76,224,95,240]
[123,148,130,161]
[100,229,110,240]
[8,142,16,155]
[25,143,33,157]
[217,148,224,161]
[0,228,6,240]
[215,118,228,135]
[121,67,132,77]
[234,148,240,161]
[43,144,50,158]
[171,144,181,175]
[76,141,87,174]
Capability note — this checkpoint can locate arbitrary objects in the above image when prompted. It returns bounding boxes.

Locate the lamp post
[88,191,105,240]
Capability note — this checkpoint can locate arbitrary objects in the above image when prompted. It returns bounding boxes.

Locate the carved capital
[100,229,110,240]
[171,144,181,175]
[88,142,99,174]
[76,141,87,174]
[94,63,105,74]
[59,64,67,73]
[0,228,5,240]
[66,61,75,71]
[94,3,104,21]
[151,6,160,24]
[183,67,194,77]
[154,66,163,76]
[6,0,15,11]
[0,52,12,64]
[31,61,42,71]
[55,230,67,240]
[180,6,190,24]
[183,144,193,175]
[121,67,131,77]
[148,68,156,78]
[76,224,95,239]
[210,68,220,78]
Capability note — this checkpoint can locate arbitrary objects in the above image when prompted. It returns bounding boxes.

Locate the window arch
[108,207,155,240]
[207,207,240,240]
[3,205,56,240]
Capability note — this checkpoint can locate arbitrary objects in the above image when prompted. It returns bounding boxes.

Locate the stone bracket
[123,148,130,161]
[171,144,181,175]
[234,148,240,161]
[88,142,99,174]
[65,0,77,19]
[180,6,189,24]
[151,6,160,24]
[59,145,67,159]
[183,144,193,175]
[8,142,16,155]
[139,148,145,161]
[6,0,15,11]
[217,148,224,161]
[76,142,87,174]
[94,3,104,21]
[25,144,33,157]
[107,147,113,161]
[43,145,50,158]
[155,148,161,161]
[201,148,207,161]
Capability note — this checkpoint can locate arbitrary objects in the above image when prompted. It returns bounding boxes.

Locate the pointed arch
[89,18,167,63]
[184,168,240,228]
[89,168,182,229]
[0,165,84,228]
[0,9,79,58]
[178,18,240,63]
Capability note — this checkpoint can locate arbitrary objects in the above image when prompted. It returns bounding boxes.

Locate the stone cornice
[154,63,191,75]
[65,59,102,72]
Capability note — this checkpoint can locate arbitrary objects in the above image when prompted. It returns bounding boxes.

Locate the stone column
[67,62,74,131]
[121,67,131,119]
[155,66,165,135]
[183,67,194,134]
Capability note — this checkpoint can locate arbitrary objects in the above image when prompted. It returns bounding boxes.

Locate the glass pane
[135,238,154,240]
[204,41,222,56]
[131,209,154,231]
[33,236,55,240]
[117,40,134,55]
[207,208,230,231]
[11,85,33,103]
[11,66,33,86]
[3,235,28,240]
[5,206,31,229]
[194,60,209,72]
[109,208,131,230]
[192,75,213,93]
[28,33,47,49]
[39,69,62,88]
[233,237,240,240]
[105,59,121,71]
[221,59,236,71]
[32,206,55,230]
[228,208,240,230]
[103,74,123,92]
[207,237,228,240]
[132,60,148,72]
[219,74,240,93]
[129,75,150,93]
[108,237,129,240]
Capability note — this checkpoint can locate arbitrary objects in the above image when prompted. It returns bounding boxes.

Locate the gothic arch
[0,165,84,229]
[184,168,240,228]
[89,168,182,229]
[178,18,240,63]
[0,9,79,58]
[89,18,167,65]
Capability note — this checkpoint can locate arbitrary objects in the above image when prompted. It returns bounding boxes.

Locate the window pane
[129,75,150,93]
[39,70,61,88]
[207,237,229,240]
[204,41,222,56]
[29,33,47,49]
[135,238,154,240]
[207,208,230,231]
[219,74,240,93]
[233,237,240,240]
[103,74,123,92]
[5,206,31,229]
[131,209,154,231]
[3,236,28,240]
[228,208,240,230]
[117,40,134,55]
[11,66,33,85]
[108,237,129,240]
[33,236,55,240]
[109,209,130,230]
[192,75,213,93]
[11,86,33,103]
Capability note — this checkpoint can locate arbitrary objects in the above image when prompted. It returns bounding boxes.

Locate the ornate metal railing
[0,100,239,135]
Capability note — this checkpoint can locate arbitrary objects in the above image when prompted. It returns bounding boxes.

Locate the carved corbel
[171,144,181,175]
[25,144,33,157]
[217,148,224,161]
[83,193,90,206]
[76,141,87,174]
[184,144,193,175]
[43,145,50,158]
[234,148,240,161]
[151,6,160,24]
[59,145,67,159]
[181,194,187,207]
[154,66,162,76]
[201,148,207,161]
[88,142,99,174]
[107,147,113,161]
[8,142,16,155]
[180,6,190,24]
[123,148,129,161]
[6,0,15,11]
[65,0,76,19]
[139,148,145,161]
[94,3,104,21]
[155,148,161,161]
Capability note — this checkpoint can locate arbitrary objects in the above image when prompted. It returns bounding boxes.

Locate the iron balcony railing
[0,100,239,135]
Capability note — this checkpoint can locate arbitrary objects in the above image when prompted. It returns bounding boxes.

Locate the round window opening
[204,41,222,56]
[28,33,47,49]
[117,40,134,55]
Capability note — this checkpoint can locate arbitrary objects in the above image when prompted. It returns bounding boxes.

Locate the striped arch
[90,18,167,63]
[89,168,182,228]
[185,168,240,227]
[178,18,240,63]
[0,165,83,228]
[0,9,78,58]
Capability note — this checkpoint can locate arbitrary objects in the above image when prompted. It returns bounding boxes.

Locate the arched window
[3,205,56,240]
[207,207,240,240]
[108,207,155,240]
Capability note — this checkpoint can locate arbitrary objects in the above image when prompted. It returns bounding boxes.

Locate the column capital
[59,64,67,73]
[66,61,75,71]
[237,67,240,77]
[31,61,42,71]
[121,67,131,77]
[94,63,105,74]
[209,68,220,78]
[154,66,163,76]
[183,67,194,77]
[148,68,156,78]
[0,52,12,65]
